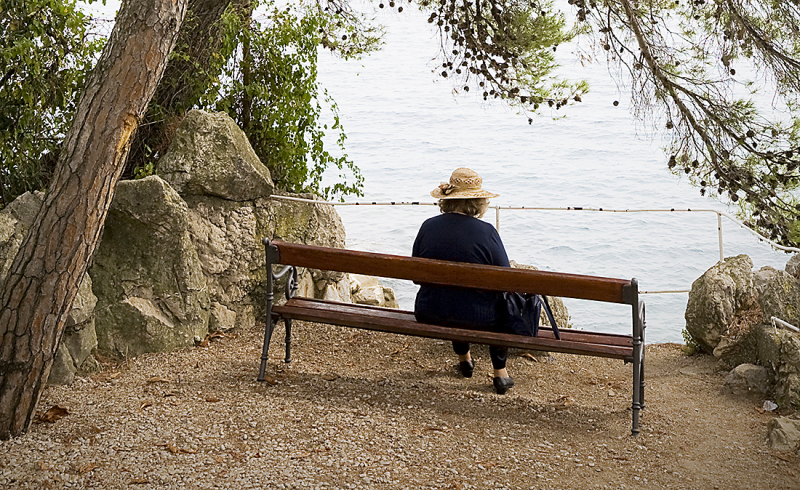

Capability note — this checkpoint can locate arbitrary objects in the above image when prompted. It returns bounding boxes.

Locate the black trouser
[452,341,508,370]
[414,312,509,370]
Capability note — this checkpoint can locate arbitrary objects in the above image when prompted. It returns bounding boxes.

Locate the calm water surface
[316,6,791,343]
[84,2,791,343]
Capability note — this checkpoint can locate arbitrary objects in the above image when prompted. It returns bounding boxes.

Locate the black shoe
[493,376,515,394]
[458,359,475,378]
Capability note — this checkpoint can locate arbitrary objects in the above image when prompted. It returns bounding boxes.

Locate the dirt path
[1,321,797,489]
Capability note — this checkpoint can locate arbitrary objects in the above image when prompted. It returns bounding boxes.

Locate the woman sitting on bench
[412,168,515,395]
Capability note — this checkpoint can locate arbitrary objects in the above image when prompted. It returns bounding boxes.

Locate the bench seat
[259,238,646,435]
[274,297,634,361]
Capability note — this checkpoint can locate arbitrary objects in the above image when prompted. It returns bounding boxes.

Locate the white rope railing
[270,195,800,294]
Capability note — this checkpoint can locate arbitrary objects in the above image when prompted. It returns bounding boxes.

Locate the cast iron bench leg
[258,315,275,382]
[284,318,292,363]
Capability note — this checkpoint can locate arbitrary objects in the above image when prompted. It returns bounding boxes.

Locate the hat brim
[430,188,499,200]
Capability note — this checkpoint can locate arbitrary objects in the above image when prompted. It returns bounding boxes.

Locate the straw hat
[430,167,499,200]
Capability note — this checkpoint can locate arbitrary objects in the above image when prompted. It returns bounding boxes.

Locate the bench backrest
[267,239,637,305]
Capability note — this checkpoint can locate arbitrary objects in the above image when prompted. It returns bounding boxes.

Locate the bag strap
[541,295,560,340]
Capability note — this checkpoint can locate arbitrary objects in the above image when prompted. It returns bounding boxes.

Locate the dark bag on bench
[503,292,561,340]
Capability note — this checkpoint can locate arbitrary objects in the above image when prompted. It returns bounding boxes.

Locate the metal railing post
[717,212,724,263]
[495,205,501,232]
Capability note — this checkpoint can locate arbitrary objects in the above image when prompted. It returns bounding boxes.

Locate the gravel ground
[1,320,798,489]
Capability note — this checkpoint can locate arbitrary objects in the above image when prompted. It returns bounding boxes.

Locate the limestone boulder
[755,325,800,410]
[209,302,237,332]
[157,109,273,201]
[0,191,99,384]
[685,255,757,353]
[174,191,348,329]
[767,417,800,451]
[785,254,800,279]
[721,363,772,396]
[713,330,759,369]
[90,176,209,358]
[350,274,399,308]
[754,266,800,328]
[259,193,349,307]
[48,274,99,385]
[0,191,44,282]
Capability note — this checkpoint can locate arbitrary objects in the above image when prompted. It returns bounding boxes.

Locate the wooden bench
[258,239,647,435]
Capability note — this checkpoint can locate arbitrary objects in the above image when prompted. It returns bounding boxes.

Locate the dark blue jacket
[412,213,510,329]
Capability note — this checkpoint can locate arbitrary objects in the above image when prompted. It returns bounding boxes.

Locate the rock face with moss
[90,176,210,357]
[156,109,274,201]
[156,110,349,330]
[686,254,800,409]
[0,191,100,384]
[685,255,757,353]
[0,110,375,384]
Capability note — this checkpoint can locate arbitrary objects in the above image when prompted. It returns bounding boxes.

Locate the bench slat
[273,301,634,361]
[271,240,631,304]
[284,298,633,347]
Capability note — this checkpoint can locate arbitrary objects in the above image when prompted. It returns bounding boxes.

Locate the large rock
[785,254,800,279]
[0,191,44,282]
[755,325,800,410]
[0,191,99,385]
[350,274,398,308]
[157,109,274,201]
[155,111,348,328]
[713,329,760,369]
[754,266,800,329]
[171,191,348,329]
[767,417,800,451]
[48,274,99,385]
[90,176,209,358]
[721,363,772,396]
[685,255,757,353]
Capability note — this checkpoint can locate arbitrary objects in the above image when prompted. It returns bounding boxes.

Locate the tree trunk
[125,0,252,173]
[0,0,186,440]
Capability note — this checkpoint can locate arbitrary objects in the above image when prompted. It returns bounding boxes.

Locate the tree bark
[0,0,186,440]
[125,0,252,173]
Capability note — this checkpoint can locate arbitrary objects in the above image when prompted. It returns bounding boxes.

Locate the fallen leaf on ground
[36,405,69,423]
[199,331,226,347]
[425,426,449,432]
[321,373,339,381]
[522,353,539,362]
[205,396,221,403]
[167,443,178,454]
[261,376,278,385]
[552,395,574,410]
[391,342,409,355]
[140,401,153,410]
[78,462,98,474]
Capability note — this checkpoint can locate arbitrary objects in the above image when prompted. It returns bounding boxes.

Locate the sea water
[82,2,791,343]
[315,6,791,343]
